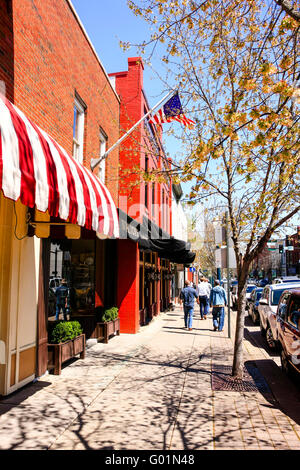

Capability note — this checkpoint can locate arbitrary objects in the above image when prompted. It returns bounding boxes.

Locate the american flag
[149,92,196,130]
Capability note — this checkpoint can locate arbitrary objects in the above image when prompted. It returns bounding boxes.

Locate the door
[37,239,50,377]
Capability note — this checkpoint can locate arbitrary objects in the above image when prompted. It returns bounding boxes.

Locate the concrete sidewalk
[0,306,299,450]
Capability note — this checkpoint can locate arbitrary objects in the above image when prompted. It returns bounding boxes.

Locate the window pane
[73,107,79,140]
[73,98,85,163]
[152,183,155,217]
[271,289,285,305]
[145,183,148,209]
[48,240,95,319]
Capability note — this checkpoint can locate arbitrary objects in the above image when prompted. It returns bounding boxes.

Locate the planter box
[48,334,86,375]
[96,318,120,344]
[70,315,98,340]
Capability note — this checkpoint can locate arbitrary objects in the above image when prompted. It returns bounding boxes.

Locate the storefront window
[48,239,95,320]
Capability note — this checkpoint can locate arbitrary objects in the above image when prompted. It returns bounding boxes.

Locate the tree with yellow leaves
[122,0,300,378]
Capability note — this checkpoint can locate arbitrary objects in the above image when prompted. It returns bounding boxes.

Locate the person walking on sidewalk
[180,280,198,331]
[210,279,227,332]
[204,277,212,294]
[196,276,211,320]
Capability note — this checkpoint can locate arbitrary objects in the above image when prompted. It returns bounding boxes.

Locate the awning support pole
[90,88,176,172]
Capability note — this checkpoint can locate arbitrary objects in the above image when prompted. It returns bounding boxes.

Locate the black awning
[118,210,195,265]
[138,237,196,265]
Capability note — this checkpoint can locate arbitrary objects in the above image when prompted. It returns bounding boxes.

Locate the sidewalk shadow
[162,326,215,337]
[0,380,52,412]
[244,326,280,359]
[244,315,255,327]
[252,359,300,426]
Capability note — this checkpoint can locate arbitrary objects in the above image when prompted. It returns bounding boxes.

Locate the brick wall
[0,0,14,101]
[2,0,120,202]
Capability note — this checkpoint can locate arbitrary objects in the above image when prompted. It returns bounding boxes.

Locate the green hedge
[101,307,119,323]
[50,321,83,344]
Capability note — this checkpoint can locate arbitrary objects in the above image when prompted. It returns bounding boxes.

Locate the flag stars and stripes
[149,92,196,130]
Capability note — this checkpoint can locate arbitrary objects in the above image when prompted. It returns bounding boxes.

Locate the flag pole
[90,88,176,172]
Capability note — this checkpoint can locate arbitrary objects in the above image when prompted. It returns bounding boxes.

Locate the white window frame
[73,97,85,164]
[98,130,107,184]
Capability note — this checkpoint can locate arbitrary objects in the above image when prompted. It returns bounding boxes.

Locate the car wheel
[280,349,291,377]
[266,326,276,350]
[259,318,266,337]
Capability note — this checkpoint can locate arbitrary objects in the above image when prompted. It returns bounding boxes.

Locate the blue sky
[71,0,138,73]
[71,0,193,193]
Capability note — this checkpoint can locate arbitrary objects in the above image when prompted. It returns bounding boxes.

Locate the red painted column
[168,158,173,236]
[117,239,140,333]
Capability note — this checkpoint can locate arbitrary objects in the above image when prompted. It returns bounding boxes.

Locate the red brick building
[0,0,194,396]
[1,0,120,197]
[110,58,172,231]
[0,0,120,394]
[110,58,186,333]
[286,231,300,276]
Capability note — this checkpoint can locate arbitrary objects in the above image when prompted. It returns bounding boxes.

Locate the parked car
[276,289,300,379]
[257,278,270,287]
[248,287,263,324]
[245,284,257,310]
[230,283,256,310]
[258,282,300,350]
[273,276,300,284]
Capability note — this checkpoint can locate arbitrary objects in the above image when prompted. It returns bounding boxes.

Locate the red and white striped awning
[0,95,119,238]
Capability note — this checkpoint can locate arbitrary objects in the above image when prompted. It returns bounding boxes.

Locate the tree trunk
[232,281,247,378]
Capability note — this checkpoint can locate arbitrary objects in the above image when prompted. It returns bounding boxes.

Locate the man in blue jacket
[55,279,70,321]
[210,279,227,332]
[180,280,198,330]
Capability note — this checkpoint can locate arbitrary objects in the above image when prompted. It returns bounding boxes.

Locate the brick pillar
[117,239,140,334]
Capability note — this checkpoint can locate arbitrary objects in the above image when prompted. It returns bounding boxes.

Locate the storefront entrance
[36,235,118,377]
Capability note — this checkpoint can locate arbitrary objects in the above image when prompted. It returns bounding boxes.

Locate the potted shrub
[48,320,86,375]
[96,307,120,343]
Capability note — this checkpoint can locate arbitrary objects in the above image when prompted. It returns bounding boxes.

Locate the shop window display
[48,239,95,319]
